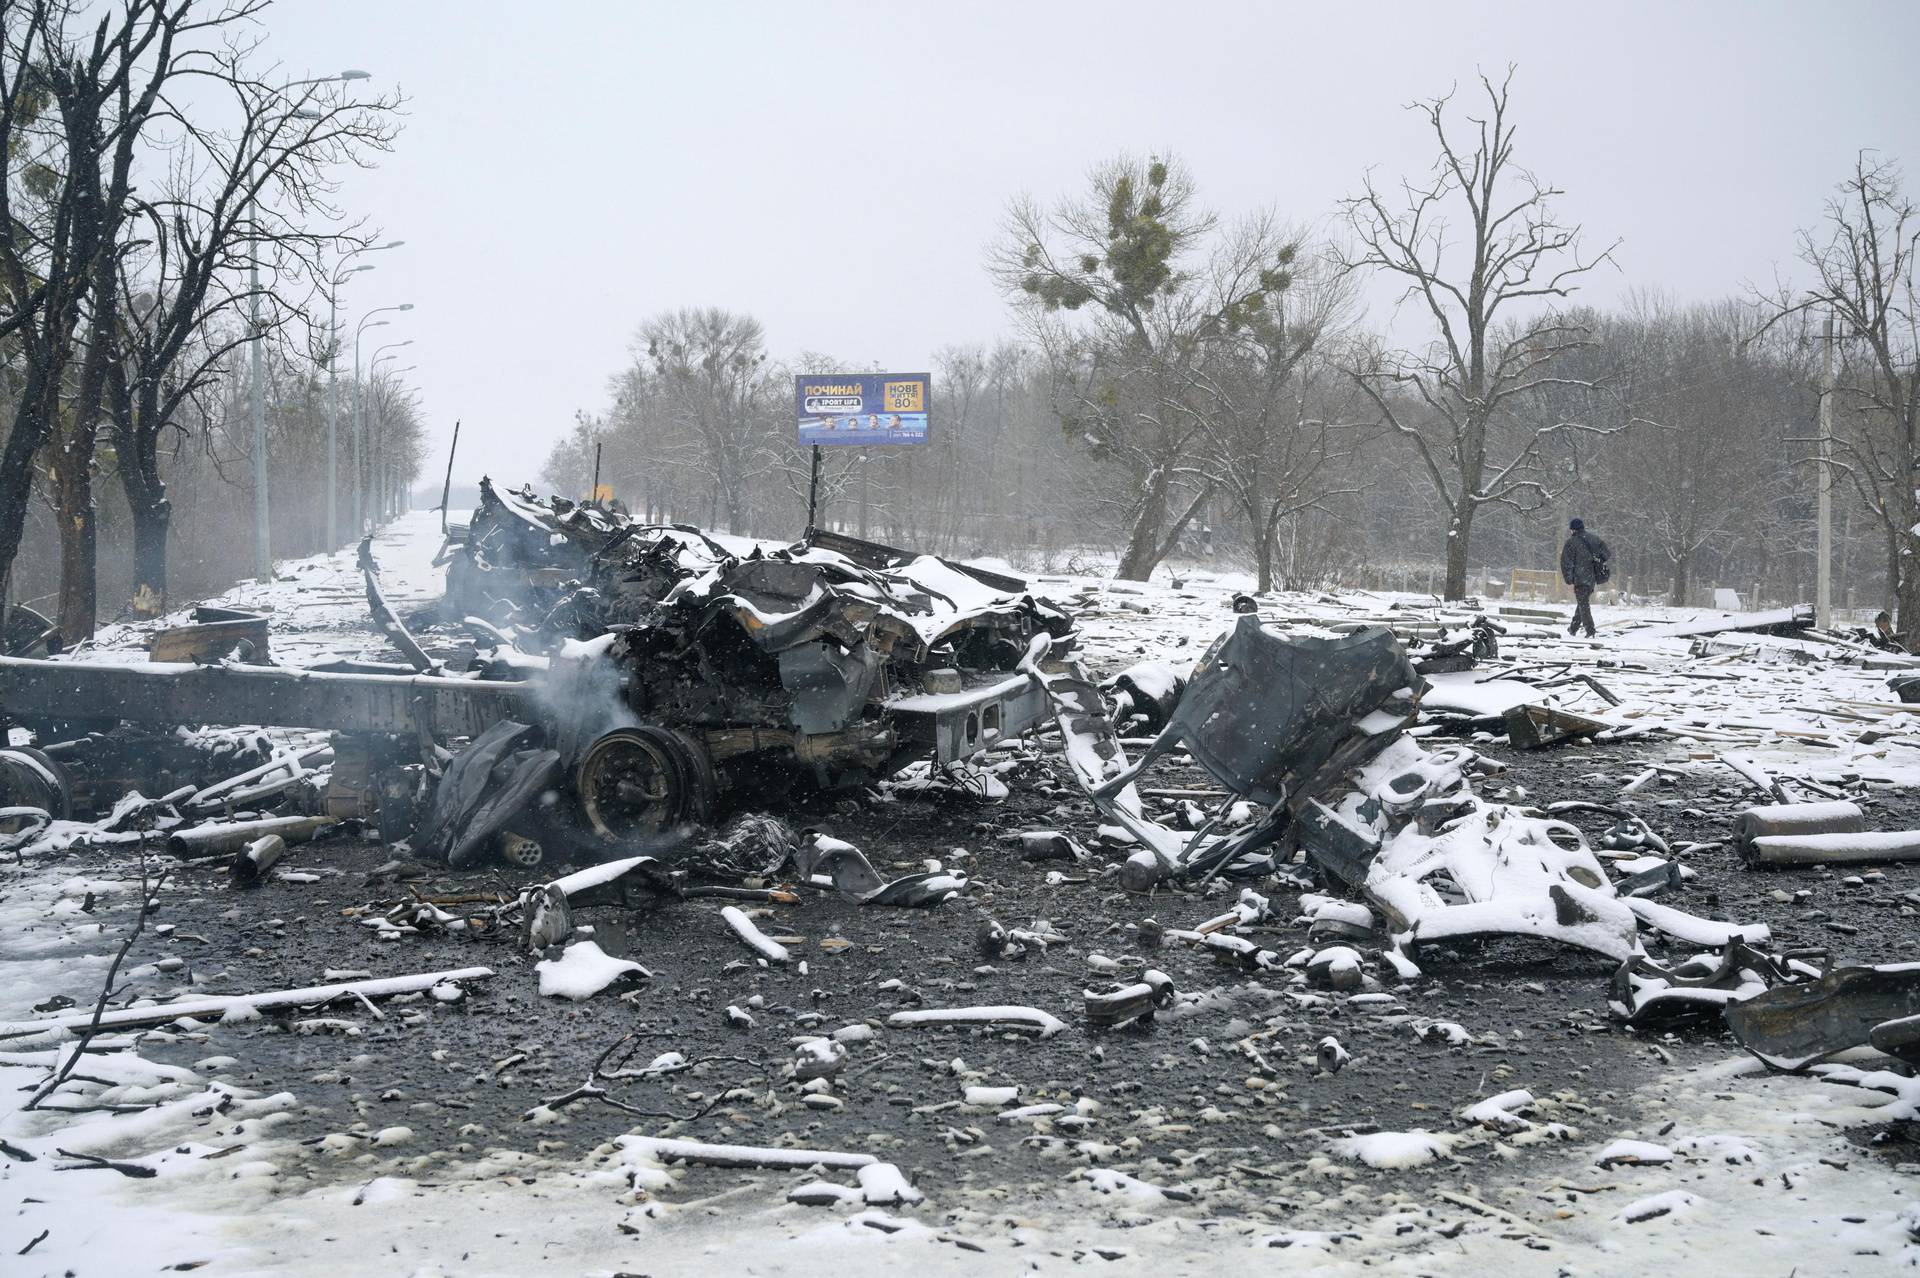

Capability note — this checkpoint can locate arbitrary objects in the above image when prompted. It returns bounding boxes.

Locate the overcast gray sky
[263,0,1920,489]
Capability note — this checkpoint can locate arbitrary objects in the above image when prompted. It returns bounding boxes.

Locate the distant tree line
[539,71,1914,633]
[0,0,415,643]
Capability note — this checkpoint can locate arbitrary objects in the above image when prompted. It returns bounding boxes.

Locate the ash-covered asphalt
[67,726,1917,1203]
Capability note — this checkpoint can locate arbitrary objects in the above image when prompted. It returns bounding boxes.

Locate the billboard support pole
[805,444,823,535]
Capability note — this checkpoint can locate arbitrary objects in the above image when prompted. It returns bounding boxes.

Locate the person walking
[1560,517,1611,638]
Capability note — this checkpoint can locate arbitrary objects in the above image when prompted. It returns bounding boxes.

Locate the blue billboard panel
[796,373,930,446]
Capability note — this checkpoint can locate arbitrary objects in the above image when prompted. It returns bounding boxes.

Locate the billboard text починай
[795,373,930,446]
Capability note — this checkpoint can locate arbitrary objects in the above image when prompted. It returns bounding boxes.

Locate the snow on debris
[1330,1129,1459,1169]
[534,939,651,1000]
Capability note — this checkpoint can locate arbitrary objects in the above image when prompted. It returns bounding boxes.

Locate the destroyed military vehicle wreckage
[438,479,1079,856]
[0,479,1078,866]
[0,480,1762,941]
[3,478,1916,1078]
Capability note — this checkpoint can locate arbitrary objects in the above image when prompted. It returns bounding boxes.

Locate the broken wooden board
[1503,702,1613,749]
[146,607,270,664]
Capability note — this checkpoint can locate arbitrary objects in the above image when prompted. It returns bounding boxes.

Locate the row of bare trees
[541,315,1084,560]
[0,0,408,643]
[539,70,1917,632]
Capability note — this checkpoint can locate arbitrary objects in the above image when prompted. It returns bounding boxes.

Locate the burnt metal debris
[0,480,1074,867]
[455,478,1075,851]
[147,606,271,664]
[1725,961,1920,1071]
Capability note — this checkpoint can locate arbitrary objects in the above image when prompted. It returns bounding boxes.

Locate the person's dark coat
[1560,529,1611,590]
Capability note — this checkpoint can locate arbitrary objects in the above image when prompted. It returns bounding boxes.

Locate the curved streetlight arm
[355,302,412,343]
[338,239,404,278]
[287,70,371,88]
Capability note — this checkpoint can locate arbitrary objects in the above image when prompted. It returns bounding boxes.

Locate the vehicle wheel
[0,745,72,829]
[574,726,714,843]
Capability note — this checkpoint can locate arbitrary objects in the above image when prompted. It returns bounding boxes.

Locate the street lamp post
[251,69,374,579]
[326,240,403,548]
[352,305,412,533]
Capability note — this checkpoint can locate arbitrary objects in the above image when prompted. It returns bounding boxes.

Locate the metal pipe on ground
[229,834,287,886]
[1745,830,1920,868]
[1734,801,1866,868]
[168,814,339,859]
[0,966,495,1040]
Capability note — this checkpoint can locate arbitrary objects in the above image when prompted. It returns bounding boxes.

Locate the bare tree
[1774,154,1920,635]
[0,0,184,639]
[104,29,398,615]
[1186,226,1366,590]
[996,155,1301,581]
[539,409,604,500]
[0,0,396,638]
[633,308,774,533]
[1584,296,1804,604]
[1340,69,1618,599]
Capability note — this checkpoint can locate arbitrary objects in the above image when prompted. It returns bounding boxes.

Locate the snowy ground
[3,512,1918,1275]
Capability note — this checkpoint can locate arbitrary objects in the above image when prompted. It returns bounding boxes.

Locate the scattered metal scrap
[1029,614,1420,888]
[358,537,441,675]
[1609,942,1817,1029]
[1503,703,1612,750]
[1725,962,1920,1071]
[0,967,494,1041]
[1085,969,1176,1028]
[1026,610,1777,976]
[8,483,1916,1133]
[147,607,270,664]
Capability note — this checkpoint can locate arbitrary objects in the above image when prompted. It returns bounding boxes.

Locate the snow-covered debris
[1461,1088,1536,1132]
[1616,1190,1700,1224]
[845,1163,921,1207]
[1595,1138,1676,1167]
[720,904,791,964]
[887,1005,1068,1037]
[534,940,650,1000]
[1305,945,1365,991]
[1331,1129,1457,1169]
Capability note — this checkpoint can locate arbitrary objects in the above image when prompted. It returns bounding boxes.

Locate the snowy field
[3,511,1918,1275]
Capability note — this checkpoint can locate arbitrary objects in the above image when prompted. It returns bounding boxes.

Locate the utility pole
[326,291,339,549]
[1817,311,1834,629]
[352,362,364,533]
[250,257,270,579]
[440,419,461,534]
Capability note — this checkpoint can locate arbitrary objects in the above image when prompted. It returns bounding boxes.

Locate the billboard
[796,372,930,446]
